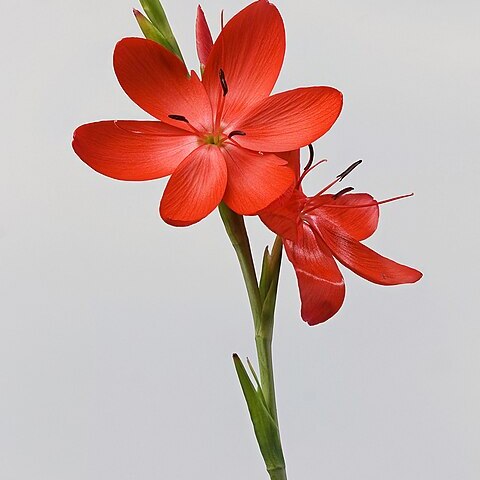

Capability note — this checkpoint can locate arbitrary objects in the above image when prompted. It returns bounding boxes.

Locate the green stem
[257,235,282,422]
[269,467,288,480]
[219,204,287,480]
[255,335,276,419]
[218,203,262,328]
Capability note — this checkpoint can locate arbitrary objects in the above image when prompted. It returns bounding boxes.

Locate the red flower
[72,0,343,226]
[261,152,422,325]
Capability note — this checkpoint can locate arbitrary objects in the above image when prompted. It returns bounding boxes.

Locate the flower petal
[276,149,301,183]
[202,0,285,126]
[114,38,212,131]
[196,5,213,67]
[160,145,227,226]
[285,225,345,325]
[308,193,379,241]
[260,189,305,242]
[72,120,198,180]
[221,145,295,215]
[319,223,423,285]
[234,87,343,152]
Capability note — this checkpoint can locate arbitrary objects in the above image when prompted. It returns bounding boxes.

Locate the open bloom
[72,0,343,226]
[261,152,422,325]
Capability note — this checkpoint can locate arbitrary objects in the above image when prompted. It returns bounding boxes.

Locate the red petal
[196,5,213,67]
[114,38,212,131]
[234,87,343,152]
[308,193,379,241]
[160,145,227,226]
[285,225,345,325]
[72,121,198,180]
[221,145,295,215]
[202,0,285,126]
[319,223,423,285]
[276,149,301,183]
[260,189,306,241]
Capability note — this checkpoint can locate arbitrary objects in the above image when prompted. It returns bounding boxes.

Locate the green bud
[258,237,283,334]
[133,9,172,50]
[138,0,183,61]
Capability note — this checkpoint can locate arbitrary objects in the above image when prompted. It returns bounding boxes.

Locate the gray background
[1,0,479,478]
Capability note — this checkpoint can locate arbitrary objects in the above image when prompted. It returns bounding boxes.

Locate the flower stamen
[337,159,363,181]
[168,114,189,123]
[219,68,228,96]
[333,187,354,199]
[297,144,328,188]
[228,130,246,138]
[304,192,414,214]
[168,114,201,135]
[214,68,228,134]
[304,144,315,171]
[310,159,364,199]
[322,192,414,209]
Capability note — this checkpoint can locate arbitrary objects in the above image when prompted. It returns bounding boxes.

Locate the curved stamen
[219,68,228,96]
[228,130,246,139]
[310,159,364,199]
[168,114,189,123]
[214,69,228,133]
[303,193,414,214]
[333,187,354,199]
[296,159,327,188]
[304,144,315,171]
[337,159,363,181]
[296,144,329,188]
[325,193,414,208]
[168,114,201,135]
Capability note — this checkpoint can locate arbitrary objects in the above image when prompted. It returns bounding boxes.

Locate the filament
[333,187,354,199]
[303,192,414,214]
[296,159,327,188]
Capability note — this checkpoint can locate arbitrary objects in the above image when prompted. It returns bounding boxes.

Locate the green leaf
[138,0,183,60]
[246,357,265,402]
[233,354,285,472]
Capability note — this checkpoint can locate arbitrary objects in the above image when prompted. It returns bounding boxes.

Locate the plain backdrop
[1,0,479,479]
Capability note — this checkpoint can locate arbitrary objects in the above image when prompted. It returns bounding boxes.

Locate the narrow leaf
[233,354,285,471]
[246,357,263,394]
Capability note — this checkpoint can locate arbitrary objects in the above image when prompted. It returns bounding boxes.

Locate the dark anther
[337,159,363,181]
[219,68,228,96]
[228,130,246,139]
[333,187,355,199]
[168,114,189,123]
[304,144,315,171]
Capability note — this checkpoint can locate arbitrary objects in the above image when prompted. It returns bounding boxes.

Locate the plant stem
[218,203,262,328]
[257,235,283,422]
[269,467,288,480]
[219,204,287,480]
